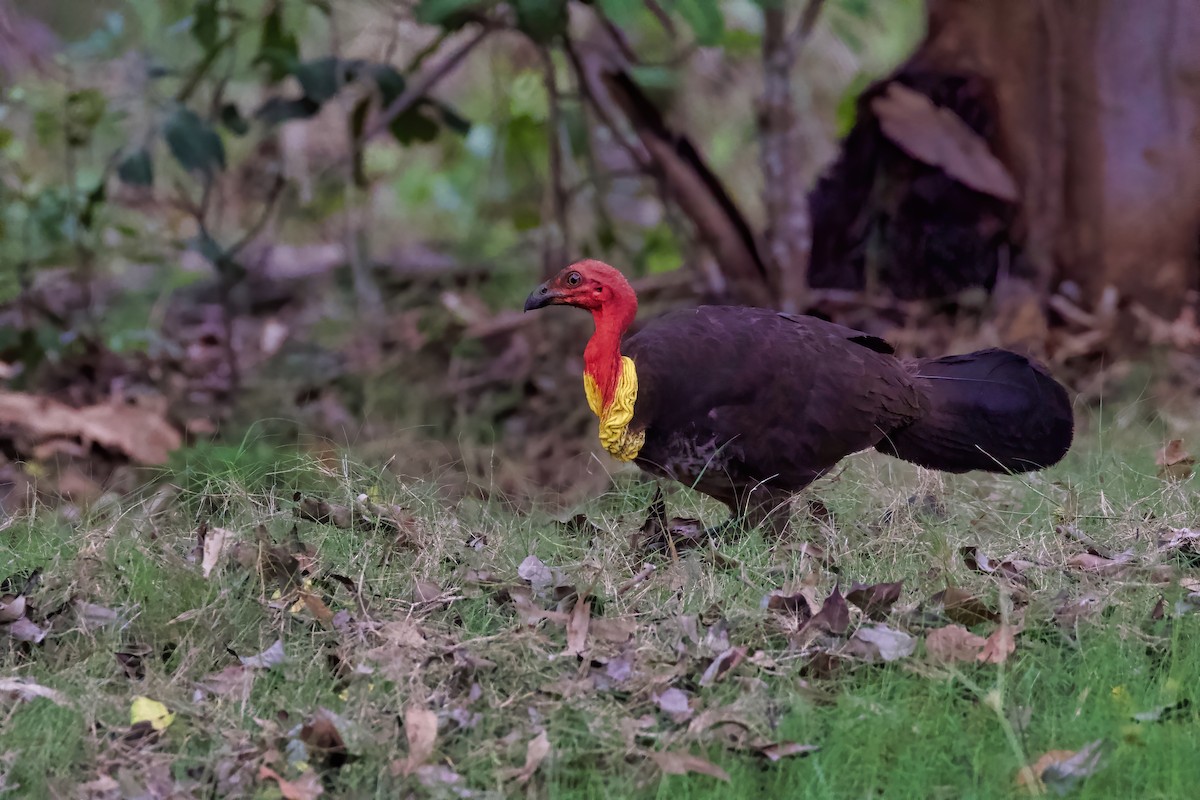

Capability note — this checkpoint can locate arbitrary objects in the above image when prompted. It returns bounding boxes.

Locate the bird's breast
[584,355,645,461]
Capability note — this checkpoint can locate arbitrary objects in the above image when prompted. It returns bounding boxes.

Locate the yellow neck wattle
[583,355,644,462]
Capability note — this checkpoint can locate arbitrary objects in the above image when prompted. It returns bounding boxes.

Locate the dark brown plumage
[526,261,1074,534]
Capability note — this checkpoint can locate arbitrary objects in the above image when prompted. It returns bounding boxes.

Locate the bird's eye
[566,272,581,286]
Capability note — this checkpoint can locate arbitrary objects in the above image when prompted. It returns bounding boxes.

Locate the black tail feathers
[876,348,1074,474]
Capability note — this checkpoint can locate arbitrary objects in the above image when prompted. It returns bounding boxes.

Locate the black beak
[523,282,560,312]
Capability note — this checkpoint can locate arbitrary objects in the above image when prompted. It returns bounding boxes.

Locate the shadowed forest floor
[4,408,1200,799]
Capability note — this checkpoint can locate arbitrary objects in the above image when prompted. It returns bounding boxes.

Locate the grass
[4,408,1200,798]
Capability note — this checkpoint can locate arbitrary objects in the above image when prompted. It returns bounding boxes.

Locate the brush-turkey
[524,260,1074,535]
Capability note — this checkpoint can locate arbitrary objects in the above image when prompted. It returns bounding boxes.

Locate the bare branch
[758,0,825,311]
[540,48,570,278]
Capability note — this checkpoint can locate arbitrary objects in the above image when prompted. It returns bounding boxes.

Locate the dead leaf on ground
[871,82,1018,202]
[931,586,999,625]
[0,390,181,464]
[393,706,438,777]
[806,586,850,635]
[653,687,693,722]
[130,696,174,731]
[649,751,730,782]
[517,555,556,595]
[700,646,747,687]
[1066,550,1135,577]
[507,730,551,784]
[300,708,350,768]
[564,597,590,658]
[848,624,917,662]
[257,766,324,800]
[1053,591,1106,627]
[197,664,255,697]
[635,487,707,553]
[765,588,816,620]
[200,525,231,578]
[925,624,987,664]
[0,677,70,706]
[1017,739,1109,795]
[238,639,286,669]
[977,623,1019,664]
[1,589,47,644]
[1156,439,1195,480]
[294,493,353,529]
[960,546,1033,584]
[846,581,903,619]
[757,741,819,761]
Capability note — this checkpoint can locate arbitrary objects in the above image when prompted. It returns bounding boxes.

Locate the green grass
[3,410,1200,798]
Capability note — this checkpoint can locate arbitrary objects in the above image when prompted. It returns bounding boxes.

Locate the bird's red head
[523,259,638,327]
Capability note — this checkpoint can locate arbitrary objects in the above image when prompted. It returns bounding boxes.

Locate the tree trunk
[809,0,1200,317]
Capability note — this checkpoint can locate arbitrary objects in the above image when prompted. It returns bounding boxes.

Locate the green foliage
[163,106,226,176]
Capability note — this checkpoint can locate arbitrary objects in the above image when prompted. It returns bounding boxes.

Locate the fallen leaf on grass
[258,766,324,800]
[0,593,46,643]
[765,589,816,619]
[294,493,353,529]
[201,525,231,578]
[300,709,350,768]
[239,639,286,669]
[925,624,987,664]
[1156,439,1194,480]
[517,555,555,595]
[805,586,849,635]
[0,390,181,464]
[757,742,819,761]
[197,664,255,697]
[699,646,747,686]
[130,696,174,731]
[0,677,70,706]
[1053,592,1106,627]
[846,581,903,619]
[1017,739,1108,795]
[653,687,693,722]
[563,597,591,658]
[649,751,730,782]
[1067,550,1135,577]
[848,624,916,662]
[394,706,438,777]
[507,730,551,784]
[977,623,1018,664]
[931,586,999,625]
[960,546,1033,583]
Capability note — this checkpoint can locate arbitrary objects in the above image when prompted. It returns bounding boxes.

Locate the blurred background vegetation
[2,0,1198,515]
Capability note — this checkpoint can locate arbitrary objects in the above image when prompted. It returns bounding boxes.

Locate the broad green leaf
[254,96,320,125]
[117,148,155,186]
[163,106,226,176]
[293,57,364,104]
[414,0,488,28]
[367,64,406,103]
[256,5,299,81]
[219,102,249,135]
[514,0,568,43]
[191,0,220,50]
[675,0,724,46]
[431,101,471,136]
[595,0,640,27]
[389,104,440,145]
[65,88,107,147]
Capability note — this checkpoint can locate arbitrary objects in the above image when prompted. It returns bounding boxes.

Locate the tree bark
[810,0,1200,317]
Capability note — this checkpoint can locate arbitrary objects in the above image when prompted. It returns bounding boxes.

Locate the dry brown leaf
[977,623,1018,664]
[757,742,819,761]
[932,586,1000,625]
[201,526,231,578]
[1156,439,1195,480]
[872,83,1019,201]
[0,390,181,464]
[806,587,850,635]
[845,581,903,619]
[925,624,987,664]
[700,646,747,687]
[299,592,335,628]
[649,751,730,782]
[239,639,286,669]
[0,677,70,706]
[511,730,551,784]
[197,665,254,697]
[1017,739,1108,794]
[300,709,349,768]
[653,687,693,722]
[395,706,438,776]
[257,766,324,800]
[1067,550,1134,577]
[589,616,635,643]
[564,597,591,657]
[849,624,916,662]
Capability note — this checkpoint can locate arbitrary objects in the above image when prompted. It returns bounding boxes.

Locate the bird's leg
[739,489,794,539]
